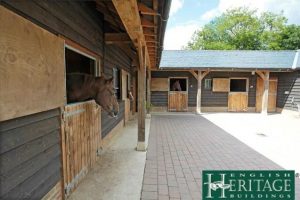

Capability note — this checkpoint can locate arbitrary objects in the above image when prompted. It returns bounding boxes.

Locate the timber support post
[196,71,202,114]
[256,70,270,114]
[261,71,270,114]
[196,70,209,114]
[146,68,151,114]
[137,44,146,151]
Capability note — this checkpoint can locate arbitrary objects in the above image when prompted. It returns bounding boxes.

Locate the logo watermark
[202,170,295,200]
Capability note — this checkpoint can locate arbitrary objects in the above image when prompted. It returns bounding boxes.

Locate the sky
[164,0,300,50]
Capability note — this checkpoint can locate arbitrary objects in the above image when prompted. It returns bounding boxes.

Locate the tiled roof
[159,50,300,70]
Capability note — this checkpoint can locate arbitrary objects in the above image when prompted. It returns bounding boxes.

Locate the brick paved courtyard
[141,114,300,200]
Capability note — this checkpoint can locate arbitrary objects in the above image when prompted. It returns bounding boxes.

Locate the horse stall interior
[62,45,102,196]
[168,77,188,111]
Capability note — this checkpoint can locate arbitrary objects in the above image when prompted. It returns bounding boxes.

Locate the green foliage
[185,7,300,50]
[280,25,300,49]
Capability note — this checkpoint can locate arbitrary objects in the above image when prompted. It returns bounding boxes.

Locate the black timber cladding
[202,72,257,107]
[101,44,132,137]
[151,71,197,107]
[101,101,125,138]
[2,1,133,137]
[1,0,104,56]
[151,71,257,107]
[0,109,61,199]
[274,71,300,111]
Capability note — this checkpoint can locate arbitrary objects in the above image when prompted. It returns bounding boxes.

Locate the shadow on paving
[141,114,300,200]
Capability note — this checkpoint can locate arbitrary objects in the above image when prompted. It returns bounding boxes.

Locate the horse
[172,80,182,91]
[66,73,119,117]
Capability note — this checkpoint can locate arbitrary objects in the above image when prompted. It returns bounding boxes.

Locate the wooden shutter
[213,78,230,92]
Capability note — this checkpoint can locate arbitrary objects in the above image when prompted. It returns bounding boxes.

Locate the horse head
[95,77,119,117]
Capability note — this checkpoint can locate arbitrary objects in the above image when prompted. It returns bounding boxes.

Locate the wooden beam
[147,44,157,48]
[189,70,198,80]
[145,35,156,42]
[143,28,156,36]
[256,70,266,80]
[105,33,131,44]
[261,71,270,114]
[137,43,146,151]
[201,70,210,80]
[146,68,151,114]
[112,0,152,68]
[141,17,155,28]
[196,70,202,114]
[138,2,158,16]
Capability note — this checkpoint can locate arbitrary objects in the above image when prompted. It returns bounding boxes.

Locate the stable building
[0,1,170,199]
[151,50,300,114]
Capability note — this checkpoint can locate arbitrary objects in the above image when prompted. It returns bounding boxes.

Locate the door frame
[228,77,249,111]
[256,77,278,112]
[168,77,188,111]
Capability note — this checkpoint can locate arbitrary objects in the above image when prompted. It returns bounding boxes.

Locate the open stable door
[168,78,188,111]
[228,93,248,111]
[256,77,278,112]
[228,78,249,112]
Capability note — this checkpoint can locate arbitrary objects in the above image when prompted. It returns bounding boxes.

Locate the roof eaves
[159,66,293,72]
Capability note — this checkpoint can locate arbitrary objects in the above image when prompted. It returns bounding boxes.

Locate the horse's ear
[105,77,114,84]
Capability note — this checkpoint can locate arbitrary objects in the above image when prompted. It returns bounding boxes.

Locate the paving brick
[143,184,158,192]
[141,114,300,200]
[141,191,158,200]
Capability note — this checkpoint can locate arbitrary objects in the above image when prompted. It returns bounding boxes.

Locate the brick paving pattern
[141,114,300,200]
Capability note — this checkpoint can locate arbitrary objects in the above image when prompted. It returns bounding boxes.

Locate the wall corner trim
[292,49,300,69]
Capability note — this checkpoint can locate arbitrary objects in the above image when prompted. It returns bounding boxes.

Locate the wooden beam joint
[105,33,131,44]
[138,2,158,16]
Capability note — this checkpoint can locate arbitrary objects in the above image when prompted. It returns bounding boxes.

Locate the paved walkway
[69,118,150,200]
[141,114,300,200]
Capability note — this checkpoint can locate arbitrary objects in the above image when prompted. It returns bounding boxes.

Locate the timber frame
[110,0,171,150]
[0,1,171,199]
[255,70,270,114]
[150,68,292,114]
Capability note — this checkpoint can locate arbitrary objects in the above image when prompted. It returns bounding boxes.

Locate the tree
[280,25,300,50]
[185,7,300,50]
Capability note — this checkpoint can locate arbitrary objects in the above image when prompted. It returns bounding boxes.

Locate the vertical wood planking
[61,100,101,196]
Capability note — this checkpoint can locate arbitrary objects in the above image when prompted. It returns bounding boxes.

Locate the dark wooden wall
[151,71,257,107]
[102,101,125,138]
[273,71,300,111]
[202,72,257,107]
[151,71,197,107]
[1,0,104,56]
[0,1,134,198]
[101,45,132,137]
[0,109,61,199]
[1,0,134,138]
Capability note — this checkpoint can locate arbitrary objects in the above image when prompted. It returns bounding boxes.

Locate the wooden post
[137,44,146,151]
[261,71,270,114]
[196,70,202,114]
[146,68,151,114]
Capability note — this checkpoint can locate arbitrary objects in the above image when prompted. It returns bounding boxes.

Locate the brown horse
[172,80,182,91]
[67,73,119,117]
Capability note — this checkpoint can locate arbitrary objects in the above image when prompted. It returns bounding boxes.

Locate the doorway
[168,77,188,111]
[228,78,249,112]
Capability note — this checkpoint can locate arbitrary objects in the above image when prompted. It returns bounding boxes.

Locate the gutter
[292,49,300,69]
[159,67,293,72]
[157,0,171,68]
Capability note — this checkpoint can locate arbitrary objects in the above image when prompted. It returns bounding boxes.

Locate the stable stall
[151,50,300,114]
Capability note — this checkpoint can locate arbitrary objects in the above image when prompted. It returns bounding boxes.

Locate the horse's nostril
[114,111,118,116]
